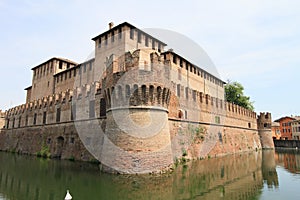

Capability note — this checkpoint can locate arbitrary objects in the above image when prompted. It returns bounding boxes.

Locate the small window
[69,71,72,78]
[18,116,21,128]
[43,111,47,124]
[100,98,106,117]
[98,38,101,48]
[111,32,114,43]
[73,69,76,77]
[145,37,149,47]
[56,108,61,123]
[89,63,92,71]
[152,40,155,50]
[33,113,37,125]
[59,61,63,69]
[158,43,161,52]
[137,31,141,43]
[25,115,28,126]
[173,55,177,64]
[130,28,134,39]
[105,35,108,45]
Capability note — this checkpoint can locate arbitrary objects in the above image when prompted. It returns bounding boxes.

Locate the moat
[0,149,299,200]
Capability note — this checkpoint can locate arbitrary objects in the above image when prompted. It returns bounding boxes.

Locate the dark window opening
[173,55,177,64]
[25,115,28,126]
[145,37,149,47]
[43,111,47,124]
[98,38,101,48]
[130,28,134,39]
[56,108,61,123]
[33,113,37,125]
[137,31,141,43]
[152,40,155,50]
[100,98,106,117]
[59,61,63,69]
[105,35,108,45]
[18,116,21,128]
[158,44,161,52]
[111,32,114,43]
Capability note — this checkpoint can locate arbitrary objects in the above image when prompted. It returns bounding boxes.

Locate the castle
[0,22,273,174]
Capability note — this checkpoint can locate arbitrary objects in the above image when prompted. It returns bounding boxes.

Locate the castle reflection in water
[0,150,283,200]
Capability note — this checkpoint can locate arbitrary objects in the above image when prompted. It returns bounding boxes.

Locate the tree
[225,81,254,111]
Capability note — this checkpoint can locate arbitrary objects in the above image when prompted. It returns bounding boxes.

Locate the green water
[0,149,299,200]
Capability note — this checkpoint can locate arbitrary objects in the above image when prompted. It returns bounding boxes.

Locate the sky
[0,0,299,120]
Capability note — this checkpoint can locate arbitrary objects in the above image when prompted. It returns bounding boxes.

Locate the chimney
[109,22,114,30]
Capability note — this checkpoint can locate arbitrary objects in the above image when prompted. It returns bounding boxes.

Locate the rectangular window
[25,115,28,126]
[18,116,21,128]
[84,64,86,73]
[111,32,114,43]
[6,119,9,129]
[158,43,161,52]
[33,113,37,125]
[173,55,177,64]
[130,28,134,39]
[56,108,61,123]
[137,31,141,43]
[105,35,108,45]
[89,100,95,118]
[145,37,149,47]
[100,98,106,117]
[98,38,101,48]
[89,63,92,71]
[152,40,155,50]
[59,61,63,69]
[73,69,76,77]
[43,111,47,124]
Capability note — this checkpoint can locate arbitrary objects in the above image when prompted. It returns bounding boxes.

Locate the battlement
[257,112,272,129]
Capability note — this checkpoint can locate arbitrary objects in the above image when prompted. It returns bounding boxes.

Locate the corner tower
[257,112,274,149]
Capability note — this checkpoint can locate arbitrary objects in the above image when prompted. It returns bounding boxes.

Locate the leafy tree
[225,81,254,111]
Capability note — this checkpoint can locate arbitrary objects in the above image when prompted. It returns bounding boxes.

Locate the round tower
[257,112,274,149]
[99,51,173,174]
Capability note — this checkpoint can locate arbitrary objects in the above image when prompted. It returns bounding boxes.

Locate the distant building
[291,119,300,140]
[271,122,280,140]
[274,116,296,140]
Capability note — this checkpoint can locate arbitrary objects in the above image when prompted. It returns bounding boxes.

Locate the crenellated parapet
[4,81,105,129]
